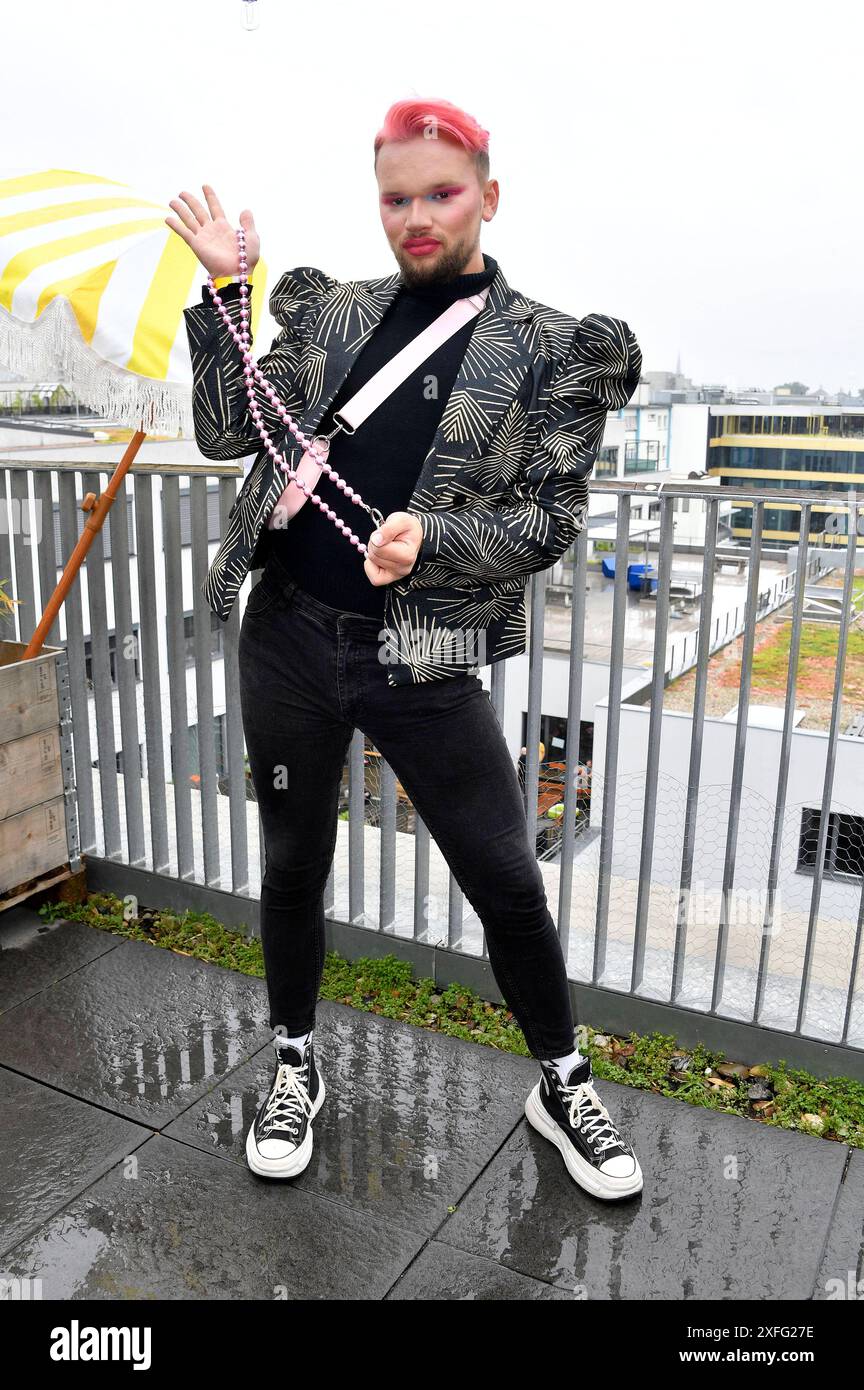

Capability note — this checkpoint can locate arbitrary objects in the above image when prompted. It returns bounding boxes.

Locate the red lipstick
[404,238,440,256]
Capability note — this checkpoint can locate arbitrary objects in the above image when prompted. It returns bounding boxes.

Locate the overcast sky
[4,0,862,394]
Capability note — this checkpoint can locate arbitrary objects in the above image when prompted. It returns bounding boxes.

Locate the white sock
[549,1043,583,1082]
[274,1028,312,1052]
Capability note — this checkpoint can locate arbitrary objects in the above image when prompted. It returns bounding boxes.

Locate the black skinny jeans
[237,550,577,1060]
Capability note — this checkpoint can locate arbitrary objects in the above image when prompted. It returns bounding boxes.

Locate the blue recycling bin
[627,563,657,593]
[601,556,616,579]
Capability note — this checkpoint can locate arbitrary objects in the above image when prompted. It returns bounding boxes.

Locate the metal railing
[2,459,862,1075]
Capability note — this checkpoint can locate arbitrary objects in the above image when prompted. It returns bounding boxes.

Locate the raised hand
[165,184,260,278]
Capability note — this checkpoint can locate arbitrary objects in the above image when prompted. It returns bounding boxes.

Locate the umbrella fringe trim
[0,297,194,437]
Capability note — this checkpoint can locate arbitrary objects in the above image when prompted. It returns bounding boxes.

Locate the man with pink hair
[170,96,643,1202]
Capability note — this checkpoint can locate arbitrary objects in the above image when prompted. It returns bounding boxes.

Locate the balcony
[1,453,862,1298]
[0,453,861,1066]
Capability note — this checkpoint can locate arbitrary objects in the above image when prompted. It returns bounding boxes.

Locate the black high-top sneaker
[245,1034,325,1179]
[525,1055,643,1201]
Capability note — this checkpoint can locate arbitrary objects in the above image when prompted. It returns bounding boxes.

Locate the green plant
[0,577,20,626]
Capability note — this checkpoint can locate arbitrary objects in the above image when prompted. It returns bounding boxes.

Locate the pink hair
[373,98,490,179]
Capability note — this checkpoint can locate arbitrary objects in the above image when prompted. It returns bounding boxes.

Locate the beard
[395,232,479,288]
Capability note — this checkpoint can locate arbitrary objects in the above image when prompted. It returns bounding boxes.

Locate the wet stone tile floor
[0,907,861,1300]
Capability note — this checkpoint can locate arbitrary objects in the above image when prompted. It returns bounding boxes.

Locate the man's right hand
[165,184,260,277]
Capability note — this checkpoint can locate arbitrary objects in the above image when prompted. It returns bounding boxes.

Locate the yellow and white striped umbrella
[0,168,268,436]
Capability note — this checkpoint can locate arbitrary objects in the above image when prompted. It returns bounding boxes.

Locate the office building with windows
[708,406,864,546]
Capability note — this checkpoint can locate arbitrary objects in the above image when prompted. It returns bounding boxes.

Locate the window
[84,627,142,688]
[595,446,619,476]
[182,609,224,664]
[623,440,660,474]
[519,713,594,765]
[182,715,227,782]
[52,494,136,563]
[798,808,864,880]
[92,742,144,774]
[176,483,225,546]
[115,743,145,776]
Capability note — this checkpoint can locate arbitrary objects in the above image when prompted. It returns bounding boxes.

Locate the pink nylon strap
[266,286,490,528]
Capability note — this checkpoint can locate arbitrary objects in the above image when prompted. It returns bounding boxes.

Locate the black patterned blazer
[182,261,642,686]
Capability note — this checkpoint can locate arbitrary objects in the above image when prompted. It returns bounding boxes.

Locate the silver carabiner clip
[317,419,344,442]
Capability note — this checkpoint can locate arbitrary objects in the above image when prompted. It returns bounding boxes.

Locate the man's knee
[458,843,547,913]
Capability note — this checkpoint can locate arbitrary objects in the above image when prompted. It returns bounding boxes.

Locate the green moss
[39,891,864,1147]
[751,614,864,686]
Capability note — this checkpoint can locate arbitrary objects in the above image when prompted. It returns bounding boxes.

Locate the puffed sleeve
[414,312,642,584]
[182,266,334,460]
[269,265,340,326]
[566,311,642,410]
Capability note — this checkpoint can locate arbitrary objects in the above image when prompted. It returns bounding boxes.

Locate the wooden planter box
[0,640,80,910]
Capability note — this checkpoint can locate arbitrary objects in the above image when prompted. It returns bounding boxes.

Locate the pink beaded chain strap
[205,227,490,553]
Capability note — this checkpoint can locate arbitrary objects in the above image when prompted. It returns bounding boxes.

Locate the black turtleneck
[260,252,499,617]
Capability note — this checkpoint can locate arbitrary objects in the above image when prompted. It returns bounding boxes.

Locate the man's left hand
[364,512,423,586]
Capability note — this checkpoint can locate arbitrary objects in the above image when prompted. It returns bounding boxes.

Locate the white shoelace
[260,1058,315,1139]
[559,1078,626,1155]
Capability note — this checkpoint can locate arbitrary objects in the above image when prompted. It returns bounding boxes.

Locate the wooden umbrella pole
[23,429,148,660]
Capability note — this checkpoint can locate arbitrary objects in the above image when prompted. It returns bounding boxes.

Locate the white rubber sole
[525,1081,643,1201]
[245,1069,326,1179]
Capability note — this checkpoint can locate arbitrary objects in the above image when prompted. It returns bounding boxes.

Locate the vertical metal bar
[488,653,506,724]
[594,492,631,982]
[57,471,96,855]
[482,657,508,961]
[218,480,249,894]
[670,488,720,1007]
[10,470,35,641]
[631,491,675,991]
[133,473,170,873]
[161,475,194,879]
[109,473,146,865]
[447,862,465,951]
[82,469,122,859]
[378,758,397,934]
[247,557,269,909]
[347,726,365,923]
[414,812,431,942]
[841,882,864,1046]
[712,501,765,1012]
[190,474,220,886]
[523,568,547,848]
[753,507,811,1021]
[33,469,61,648]
[0,467,12,633]
[556,528,589,960]
[797,499,860,1033]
